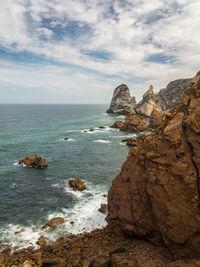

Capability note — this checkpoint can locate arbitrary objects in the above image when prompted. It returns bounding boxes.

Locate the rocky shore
[1,72,200,267]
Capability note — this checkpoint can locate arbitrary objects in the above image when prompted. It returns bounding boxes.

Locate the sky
[0,0,199,104]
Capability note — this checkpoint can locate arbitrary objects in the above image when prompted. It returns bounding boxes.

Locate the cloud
[0,0,199,103]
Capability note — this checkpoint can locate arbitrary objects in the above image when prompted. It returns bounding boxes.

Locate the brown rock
[120,114,149,131]
[122,138,137,146]
[98,204,107,214]
[0,255,4,264]
[14,229,24,235]
[18,155,47,168]
[1,245,11,254]
[31,252,42,265]
[107,72,200,257]
[36,236,46,247]
[99,126,106,129]
[68,178,86,191]
[111,253,138,266]
[41,217,64,229]
[22,260,33,267]
[110,121,125,129]
[149,109,163,129]
[89,255,111,267]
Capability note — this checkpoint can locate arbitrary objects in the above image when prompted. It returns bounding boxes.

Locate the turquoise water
[0,104,138,248]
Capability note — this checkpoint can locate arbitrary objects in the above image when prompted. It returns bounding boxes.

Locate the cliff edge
[107,72,200,257]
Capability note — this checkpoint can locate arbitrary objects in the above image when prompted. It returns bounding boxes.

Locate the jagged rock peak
[106,84,136,115]
[143,84,154,99]
[135,84,161,117]
[107,71,200,257]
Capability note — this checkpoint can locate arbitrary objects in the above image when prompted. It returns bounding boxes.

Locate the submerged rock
[107,72,200,257]
[107,84,136,115]
[41,217,64,229]
[18,155,48,168]
[68,178,86,191]
[99,126,106,129]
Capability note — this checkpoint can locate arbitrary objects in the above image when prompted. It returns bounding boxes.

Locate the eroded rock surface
[155,78,192,110]
[18,155,47,168]
[135,85,162,117]
[111,114,149,132]
[107,72,200,257]
[41,217,64,229]
[107,84,136,115]
[68,178,86,191]
[149,109,163,129]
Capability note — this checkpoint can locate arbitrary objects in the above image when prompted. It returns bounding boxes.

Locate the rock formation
[107,72,200,257]
[149,109,163,129]
[41,217,64,229]
[111,114,149,132]
[107,84,136,115]
[18,155,48,168]
[98,204,107,214]
[68,178,86,191]
[135,85,162,117]
[155,78,192,110]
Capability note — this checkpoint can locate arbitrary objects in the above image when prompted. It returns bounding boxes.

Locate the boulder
[18,155,47,168]
[99,126,106,129]
[64,137,69,141]
[41,217,64,229]
[68,178,86,191]
[23,260,33,267]
[149,109,163,129]
[120,114,149,131]
[36,236,46,247]
[110,121,125,129]
[107,72,200,257]
[135,85,162,117]
[98,204,107,214]
[155,78,192,111]
[107,84,136,115]
[122,138,137,146]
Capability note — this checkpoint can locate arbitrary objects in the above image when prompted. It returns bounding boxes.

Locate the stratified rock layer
[155,78,192,111]
[107,84,136,115]
[107,72,200,257]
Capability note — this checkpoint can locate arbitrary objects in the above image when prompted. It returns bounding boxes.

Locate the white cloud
[0,0,199,103]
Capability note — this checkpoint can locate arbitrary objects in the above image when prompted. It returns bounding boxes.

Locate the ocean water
[0,104,140,249]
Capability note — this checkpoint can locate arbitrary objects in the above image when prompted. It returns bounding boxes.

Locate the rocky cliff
[135,85,162,117]
[106,84,136,115]
[155,78,192,111]
[107,72,200,257]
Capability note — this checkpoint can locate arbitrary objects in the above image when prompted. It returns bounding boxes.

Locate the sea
[0,104,141,249]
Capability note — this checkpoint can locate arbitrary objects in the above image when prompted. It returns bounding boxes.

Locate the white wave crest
[93,140,110,143]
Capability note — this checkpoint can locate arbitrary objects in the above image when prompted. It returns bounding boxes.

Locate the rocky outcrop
[149,109,163,129]
[18,155,48,168]
[107,72,200,257]
[155,78,192,111]
[41,217,64,229]
[135,85,162,117]
[111,114,149,132]
[68,178,86,191]
[98,204,107,214]
[107,84,136,115]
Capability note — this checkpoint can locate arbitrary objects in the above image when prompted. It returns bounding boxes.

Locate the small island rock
[98,204,107,214]
[107,84,136,115]
[68,178,86,191]
[18,155,47,168]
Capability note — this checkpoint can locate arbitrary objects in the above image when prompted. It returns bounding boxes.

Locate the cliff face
[155,78,192,111]
[107,72,200,257]
[106,84,136,115]
[135,85,162,117]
